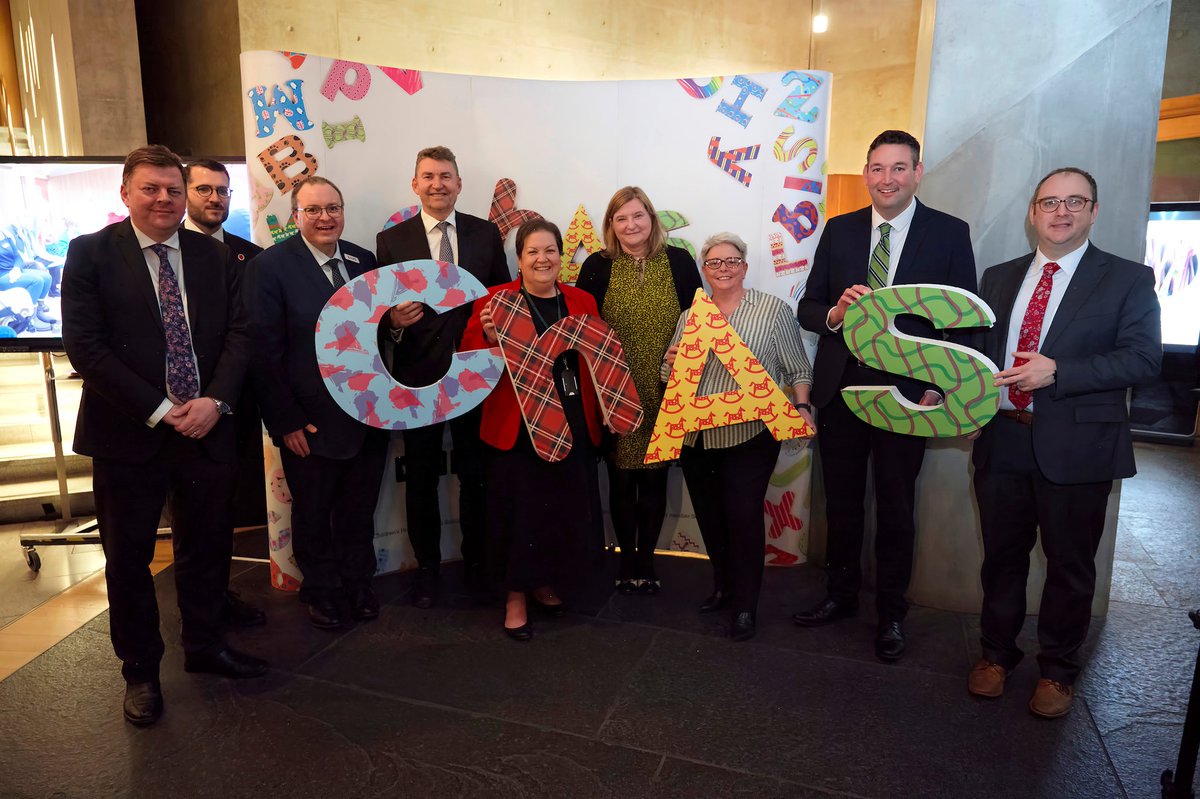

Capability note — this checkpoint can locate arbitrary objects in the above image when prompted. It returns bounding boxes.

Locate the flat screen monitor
[0,157,252,353]
[1146,202,1200,353]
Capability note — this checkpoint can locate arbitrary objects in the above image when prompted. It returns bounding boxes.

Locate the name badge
[344,253,360,264]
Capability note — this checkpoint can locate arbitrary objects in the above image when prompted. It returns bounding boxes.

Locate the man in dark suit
[248,176,389,631]
[184,158,268,627]
[62,145,268,728]
[967,167,1161,718]
[376,145,510,607]
[794,130,977,662]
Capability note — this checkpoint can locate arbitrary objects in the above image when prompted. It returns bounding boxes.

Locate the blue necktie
[150,243,198,402]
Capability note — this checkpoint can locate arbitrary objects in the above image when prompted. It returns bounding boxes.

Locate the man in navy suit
[184,158,268,626]
[967,167,1161,718]
[376,145,510,607]
[794,130,977,662]
[62,145,267,728]
[248,176,389,630]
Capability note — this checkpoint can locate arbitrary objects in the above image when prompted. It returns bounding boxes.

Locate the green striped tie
[868,222,891,290]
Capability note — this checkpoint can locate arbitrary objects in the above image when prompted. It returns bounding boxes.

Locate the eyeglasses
[298,204,345,219]
[702,257,746,270]
[190,185,233,199]
[1035,195,1092,213]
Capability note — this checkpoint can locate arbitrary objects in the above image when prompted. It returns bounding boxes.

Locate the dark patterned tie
[1008,261,1060,410]
[328,256,345,288]
[150,243,198,402]
[867,222,891,290]
[436,220,454,263]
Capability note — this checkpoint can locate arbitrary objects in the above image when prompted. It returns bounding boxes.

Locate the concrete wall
[68,0,143,154]
[907,0,1171,613]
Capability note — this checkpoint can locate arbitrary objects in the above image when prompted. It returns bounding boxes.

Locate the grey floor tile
[600,630,1122,799]
[1091,699,1188,799]
[1110,559,1169,607]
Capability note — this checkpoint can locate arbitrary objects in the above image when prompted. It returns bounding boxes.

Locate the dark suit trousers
[974,416,1112,684]
[402,405,486,571]
[817,363,926,621]
[92,437,232,684]
[280,434,389,602]
[681,430,781,615]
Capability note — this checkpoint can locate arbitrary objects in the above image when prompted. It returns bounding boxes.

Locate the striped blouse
[660,288,813,450]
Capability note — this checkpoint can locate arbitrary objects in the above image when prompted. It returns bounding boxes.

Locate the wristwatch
[210,397,233,415]
[794,402,812,411]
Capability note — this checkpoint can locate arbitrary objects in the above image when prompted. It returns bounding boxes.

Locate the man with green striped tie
[794,130,977,662]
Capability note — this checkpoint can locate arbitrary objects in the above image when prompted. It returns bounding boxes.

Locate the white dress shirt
[132,224,201,427]
[997,240,1088,411]
[420,209,459,261]
[299,235,348,286]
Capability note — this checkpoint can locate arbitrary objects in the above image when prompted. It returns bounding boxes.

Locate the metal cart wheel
[22,546,41,573]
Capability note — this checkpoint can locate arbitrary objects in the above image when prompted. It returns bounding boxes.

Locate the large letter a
[644,290,814,464]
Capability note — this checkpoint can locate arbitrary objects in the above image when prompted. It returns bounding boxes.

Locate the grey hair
[700,232,748,262]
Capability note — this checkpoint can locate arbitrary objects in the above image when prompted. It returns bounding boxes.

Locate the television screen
[0,157,252,352]
[1145,202,1200,352]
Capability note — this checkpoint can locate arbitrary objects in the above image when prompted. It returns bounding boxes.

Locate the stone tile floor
[0,441,1195,798]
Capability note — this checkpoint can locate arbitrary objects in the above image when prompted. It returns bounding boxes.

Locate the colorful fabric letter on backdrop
[314,259,505,429]
[489,290,643,463]
[841,283,999,437]
[645,290,815,464]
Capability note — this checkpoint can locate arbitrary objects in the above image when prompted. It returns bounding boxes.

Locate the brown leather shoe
[1029,678,1074,718]
[967,658,1008,698]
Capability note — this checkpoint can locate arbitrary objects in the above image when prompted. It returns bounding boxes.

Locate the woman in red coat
[462,219,604,640]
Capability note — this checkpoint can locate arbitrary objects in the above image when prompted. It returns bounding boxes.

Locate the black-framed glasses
[703,257,746,270]
[1035,195,1092,213]
[190,185,232,199]
[298,204,344,219]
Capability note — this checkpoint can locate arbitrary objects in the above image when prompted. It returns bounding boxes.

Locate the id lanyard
[521,284,580,397]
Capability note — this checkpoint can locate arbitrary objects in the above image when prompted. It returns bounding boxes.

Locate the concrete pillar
[909,0,1171,613]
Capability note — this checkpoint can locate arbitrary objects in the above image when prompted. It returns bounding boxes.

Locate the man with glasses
[794,130,976,662]
[248,176,389,630]
[184,160,262,265]
[184,160,268,628]
[62,145,267,727]
[966,167,1161,718]
[376,145,510,608]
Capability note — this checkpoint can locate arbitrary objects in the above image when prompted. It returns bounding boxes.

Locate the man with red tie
[967,167,1161,718]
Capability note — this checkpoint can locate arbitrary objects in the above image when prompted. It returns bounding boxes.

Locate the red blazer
[462,279,604,451]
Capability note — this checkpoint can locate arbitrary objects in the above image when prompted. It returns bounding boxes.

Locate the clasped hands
[162,398,219,440]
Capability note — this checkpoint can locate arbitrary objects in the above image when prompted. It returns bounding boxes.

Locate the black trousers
[681,430,780,615]
[607,463,669,580]
[280,433,389,602]
[975,416,1112,684]
[92,437,232,684]
[817,379,926,622]
[402,405,486,571]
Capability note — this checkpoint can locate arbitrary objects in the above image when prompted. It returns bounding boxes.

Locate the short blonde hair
[700,232,748,262]
[600,186,667,259]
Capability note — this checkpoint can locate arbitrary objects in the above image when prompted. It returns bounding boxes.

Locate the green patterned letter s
[840,283,1000,437]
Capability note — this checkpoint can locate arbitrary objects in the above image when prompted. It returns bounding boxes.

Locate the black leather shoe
[638,578,661,596]
[875,621,906,662]
[221,590,267,628]
[731,611,757,642]
[307,598,343,630]
[123,681,163,727]
[504,622,533,641]
[615,578,638,595]
[350,585,380,621]
[699,591,732,614]
[792,597,858,627]
[184,646,269,678]
[529,594,566,617]
[413,569,438,609]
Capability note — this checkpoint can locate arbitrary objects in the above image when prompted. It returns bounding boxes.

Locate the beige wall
[9,0,80,155]
[238,0,925,174]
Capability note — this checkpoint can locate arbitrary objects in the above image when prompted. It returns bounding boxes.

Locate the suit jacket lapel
[892,200,927,283]
[178,233,206,342]
[847,208,873,284]
[1042,243,1104,354]
[454,214,471,266]
[115,220,163,332]
[289,235,335,296]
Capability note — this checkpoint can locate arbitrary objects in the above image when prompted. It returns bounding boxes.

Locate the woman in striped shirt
[662,232,814,642]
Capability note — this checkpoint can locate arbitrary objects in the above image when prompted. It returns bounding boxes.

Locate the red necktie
[1008,261,1059,410]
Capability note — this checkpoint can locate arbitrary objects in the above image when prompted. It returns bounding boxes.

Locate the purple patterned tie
[151,243,198,402]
